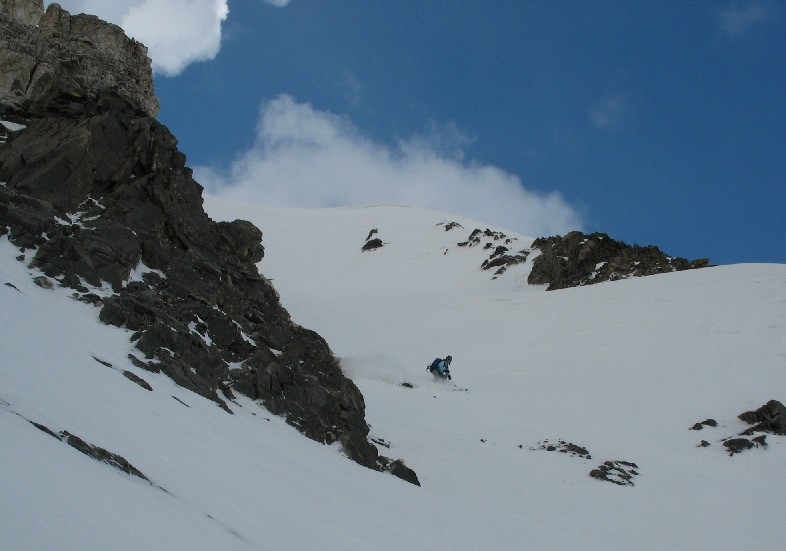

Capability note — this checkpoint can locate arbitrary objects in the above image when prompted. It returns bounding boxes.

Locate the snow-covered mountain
[3,198,785,550]
[3,3,785,548]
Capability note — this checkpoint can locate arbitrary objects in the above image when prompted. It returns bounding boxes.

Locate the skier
[427,355,452,380]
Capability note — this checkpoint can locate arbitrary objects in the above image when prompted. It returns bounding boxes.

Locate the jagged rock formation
[589,460,639,486]
[0,0,417,484]
[739,399,786,435]
[532,439,591,459]
[0,1,159,117]
[528,231,709,291]
[455,226,530,279]
[722,399,786,455]
[689,418,718,431]
[528,439,639,486]
[447,222,707,287]
[691,400,785,456]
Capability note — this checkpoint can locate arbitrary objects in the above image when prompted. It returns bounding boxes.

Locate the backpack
[429,358,441,371]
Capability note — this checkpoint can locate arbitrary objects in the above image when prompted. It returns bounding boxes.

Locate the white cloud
[122,0,228,76]
[263,0,292,6]
[718,1,779,37]
[46,0,229,76]
[589,95,628,130]
[197,95,582,238]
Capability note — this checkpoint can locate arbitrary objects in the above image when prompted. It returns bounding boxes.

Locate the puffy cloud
[197,95,583,238]
[122,0,228,76]
[47,0,229,76]
[717,1,779,37]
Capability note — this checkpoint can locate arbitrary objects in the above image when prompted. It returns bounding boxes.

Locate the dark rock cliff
[0,1,417,484]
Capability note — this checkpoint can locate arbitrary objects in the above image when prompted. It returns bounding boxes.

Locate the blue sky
[52,1,785,265]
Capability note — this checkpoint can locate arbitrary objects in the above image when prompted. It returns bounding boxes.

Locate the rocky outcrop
[689,418,718,431]
[739,399,786,435]
[456,226,530,279]
[589,460,639,486]
[528,231,709,291]
[361,229,385,251]
[533,439,591,459]
[0,0,417,484]
[0,2,159,117]
[692,400,785,456]
[529,439,639,486]
[31,421,151,482]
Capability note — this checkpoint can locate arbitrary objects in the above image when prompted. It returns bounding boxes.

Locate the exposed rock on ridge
[0,1,159,117]
[691,400,785,456]
[528,231,709,291]
[0,0,417,484]
[455,226,530,279]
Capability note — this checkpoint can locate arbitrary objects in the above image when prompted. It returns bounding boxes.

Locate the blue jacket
[432,359,450,375]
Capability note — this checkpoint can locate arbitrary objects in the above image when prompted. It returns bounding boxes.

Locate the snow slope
[2,198,786,550]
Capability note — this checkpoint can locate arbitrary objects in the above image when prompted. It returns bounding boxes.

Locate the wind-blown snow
[2,198,786,550]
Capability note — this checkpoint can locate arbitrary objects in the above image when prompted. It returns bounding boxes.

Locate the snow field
[3,197,786,550]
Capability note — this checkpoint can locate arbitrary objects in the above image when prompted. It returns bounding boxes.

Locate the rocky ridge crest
[427,222,709,288]
[0,0,417,484]
[527,231,709,291]
[0,1,159,117]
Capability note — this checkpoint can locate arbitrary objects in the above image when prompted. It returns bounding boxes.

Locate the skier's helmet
[445,355,452,364]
